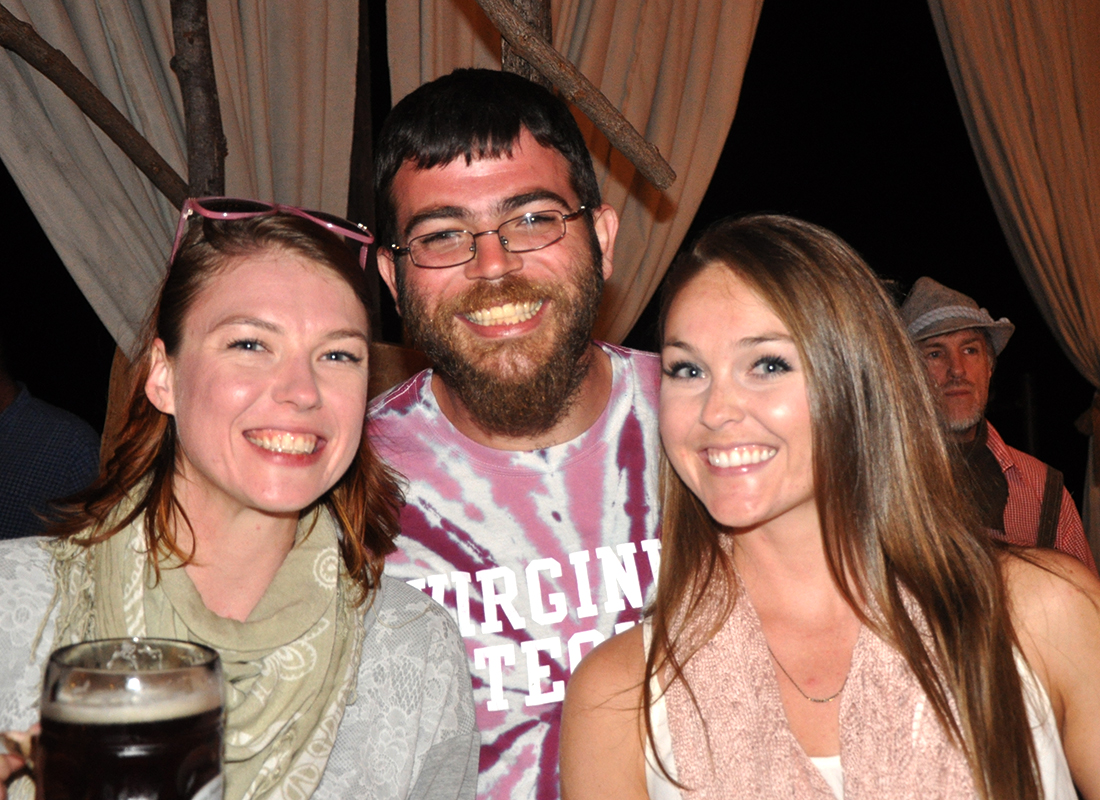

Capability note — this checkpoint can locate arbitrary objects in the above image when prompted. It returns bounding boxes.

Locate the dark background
[0,0,1093,500]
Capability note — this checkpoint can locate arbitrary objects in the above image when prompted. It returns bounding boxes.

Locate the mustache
[450,275,550,315]
[941,379,974,390]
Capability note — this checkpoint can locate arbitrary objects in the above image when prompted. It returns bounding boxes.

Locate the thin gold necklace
[765,642,848,704]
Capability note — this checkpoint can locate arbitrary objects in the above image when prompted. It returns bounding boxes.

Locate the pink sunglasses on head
[170,197,374,269]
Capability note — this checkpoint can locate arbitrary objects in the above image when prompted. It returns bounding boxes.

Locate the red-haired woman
[0,201,478,800]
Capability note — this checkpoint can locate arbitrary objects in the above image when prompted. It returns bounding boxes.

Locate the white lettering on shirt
[474,644,516,711]
[520,637,565,706]
[452,571,476,636]
[526,558,568,625]
[476,566,527,634]
[641,538,662,588]
[595,543,643,613]
[568,550,599,618]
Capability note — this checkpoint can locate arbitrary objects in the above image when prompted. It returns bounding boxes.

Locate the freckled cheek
[174,371,268,438]
[325,385,369,467]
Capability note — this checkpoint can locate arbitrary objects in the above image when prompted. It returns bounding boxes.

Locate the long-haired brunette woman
[560,214,1100,799]
[0,201,478,800]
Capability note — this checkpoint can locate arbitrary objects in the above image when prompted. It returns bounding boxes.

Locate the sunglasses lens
[302,209,371,236]
[198,198,274,216]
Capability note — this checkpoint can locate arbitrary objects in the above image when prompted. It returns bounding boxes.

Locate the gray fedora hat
[900,277,1014,356]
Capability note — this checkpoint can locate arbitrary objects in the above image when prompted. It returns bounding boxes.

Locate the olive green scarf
[45,507,364,800]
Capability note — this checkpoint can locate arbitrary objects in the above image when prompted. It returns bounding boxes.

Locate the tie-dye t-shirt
[368,343,662,800]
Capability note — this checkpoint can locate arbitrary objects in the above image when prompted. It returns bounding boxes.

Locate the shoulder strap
[1036,466,1063,549]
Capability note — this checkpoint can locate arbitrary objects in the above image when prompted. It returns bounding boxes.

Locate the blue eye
[663,360,703,380]
[751,355,792,376]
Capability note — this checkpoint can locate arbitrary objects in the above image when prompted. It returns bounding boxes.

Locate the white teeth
[707,446,777,468]
[465,300,543,326]
[246,431,318,455]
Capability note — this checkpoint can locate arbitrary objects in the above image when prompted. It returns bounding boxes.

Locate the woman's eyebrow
[739,333,793,348]
[325,329,369,344]
[212,316,283,334]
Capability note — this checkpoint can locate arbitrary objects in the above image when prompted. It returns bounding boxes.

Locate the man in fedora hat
[901,277,1096,571]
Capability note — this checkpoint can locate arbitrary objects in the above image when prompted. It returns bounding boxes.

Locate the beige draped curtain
[387,0,763,343]
[0,0,358,356]
[927,0,1100,562]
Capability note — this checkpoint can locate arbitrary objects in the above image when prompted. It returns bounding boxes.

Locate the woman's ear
[145,339,176,415]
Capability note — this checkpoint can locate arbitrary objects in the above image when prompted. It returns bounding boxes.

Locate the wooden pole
[501,0,552,90]
[474,0,675,190]
[169,0,225,197]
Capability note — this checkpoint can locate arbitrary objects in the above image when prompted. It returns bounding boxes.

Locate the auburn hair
[646,214,1039,798]
[49,213,401,605]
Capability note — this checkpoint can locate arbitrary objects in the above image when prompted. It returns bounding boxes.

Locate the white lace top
[0,537,479,800]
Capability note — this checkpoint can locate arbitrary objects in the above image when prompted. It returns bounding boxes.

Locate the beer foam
[43,688,221,725]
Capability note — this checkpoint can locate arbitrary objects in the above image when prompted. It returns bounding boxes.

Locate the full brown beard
[398,259,603,439]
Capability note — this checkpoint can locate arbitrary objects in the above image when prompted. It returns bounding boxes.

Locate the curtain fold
[927,0,1100,561]
[0,0,359,356]
[387,0,763,344]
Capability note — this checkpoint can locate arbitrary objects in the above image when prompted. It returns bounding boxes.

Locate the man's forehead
[390,148,578,243]
[393,131,572,200]
[919,328,990,349]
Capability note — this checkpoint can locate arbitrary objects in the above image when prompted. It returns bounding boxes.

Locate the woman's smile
[660,264,814,532]
[704,444,778,469]
[244,429,323,456]
[146,249,370,516]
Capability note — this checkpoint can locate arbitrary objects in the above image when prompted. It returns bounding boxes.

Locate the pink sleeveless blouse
[662,586,977,799]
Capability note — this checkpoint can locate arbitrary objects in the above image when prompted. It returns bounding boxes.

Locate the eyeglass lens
[410,210,568,268]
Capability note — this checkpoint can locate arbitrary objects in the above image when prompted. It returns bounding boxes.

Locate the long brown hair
[647,214,1039,798]
[49,212,402,604]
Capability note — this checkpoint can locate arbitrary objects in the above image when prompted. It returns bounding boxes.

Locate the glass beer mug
[37,638,224,800]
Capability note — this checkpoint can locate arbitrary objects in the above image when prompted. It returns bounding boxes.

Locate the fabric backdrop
[387,0,764,344]
[0,0,358,356]
[928,0,1100,561]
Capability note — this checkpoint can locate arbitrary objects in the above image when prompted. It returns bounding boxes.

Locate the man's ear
[145,339,176,415]
[591,204,619,281]
[377,248,402,314]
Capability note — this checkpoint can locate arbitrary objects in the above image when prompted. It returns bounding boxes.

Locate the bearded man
[901,277,1096,572]
[368,69,661,800]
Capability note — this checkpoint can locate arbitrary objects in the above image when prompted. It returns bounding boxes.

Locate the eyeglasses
[170,197,374,269]
[389,207,588,269]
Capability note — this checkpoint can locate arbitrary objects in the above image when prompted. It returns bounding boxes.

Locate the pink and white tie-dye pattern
[369,344,662,800]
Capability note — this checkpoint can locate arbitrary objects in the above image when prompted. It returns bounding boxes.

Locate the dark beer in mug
[37,638,224,800]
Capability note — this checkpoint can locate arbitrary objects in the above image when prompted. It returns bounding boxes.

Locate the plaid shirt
[985,422,1098,573]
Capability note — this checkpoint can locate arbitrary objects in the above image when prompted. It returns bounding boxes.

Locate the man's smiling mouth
[464,300,544,326]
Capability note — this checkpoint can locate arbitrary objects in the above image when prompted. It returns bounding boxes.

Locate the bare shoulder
[1003,548,1100,643]
[569,624,647,701]
[1003,549,1100,795]
[562,625,647,741]
[560,625,648,800]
